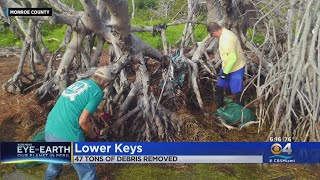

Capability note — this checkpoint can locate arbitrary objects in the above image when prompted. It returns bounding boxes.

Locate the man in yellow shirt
[207,22,245,109]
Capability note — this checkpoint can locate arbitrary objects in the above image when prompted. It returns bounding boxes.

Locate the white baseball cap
[93,66,112,81]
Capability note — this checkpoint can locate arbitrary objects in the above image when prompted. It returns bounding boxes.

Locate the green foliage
[246,28,265,45]
[132,19,182,49]
[131,11,157,24]
[135,0,158,10]
[134,32,162,49]
[0,30,22,48]
[133,23,207,49]
[41,24,67,52]
[193,24,207,41]
[129,0,187,21]
[168,0,187,20]
[0,22,66,51]
[166,24,185,46]
[61,0,85,11]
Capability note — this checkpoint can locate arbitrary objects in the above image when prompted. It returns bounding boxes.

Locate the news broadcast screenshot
[0,0,319,179]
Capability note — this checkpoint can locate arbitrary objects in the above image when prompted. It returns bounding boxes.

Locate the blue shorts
[217,67,245,94]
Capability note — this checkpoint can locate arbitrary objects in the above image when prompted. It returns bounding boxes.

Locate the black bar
[7,8,52,16]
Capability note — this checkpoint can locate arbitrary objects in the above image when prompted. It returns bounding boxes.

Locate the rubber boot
[216,86,224,110]
[235,92,245,107]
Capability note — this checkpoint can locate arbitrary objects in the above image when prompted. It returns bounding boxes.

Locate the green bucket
[216,98,256,128]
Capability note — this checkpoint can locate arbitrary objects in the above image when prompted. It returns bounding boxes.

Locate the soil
[0,55,47,142]
[0,50,319,179]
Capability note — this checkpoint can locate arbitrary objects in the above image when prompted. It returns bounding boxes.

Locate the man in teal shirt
[45,66,112,180]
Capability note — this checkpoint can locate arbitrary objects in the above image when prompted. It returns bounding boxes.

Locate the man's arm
[220,35,238,74]
[80,91,103,140]
[223,52,237,74]
[79,109,97,140]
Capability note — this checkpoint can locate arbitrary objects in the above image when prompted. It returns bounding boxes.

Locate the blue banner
[1,142,320,164]
[73,142,320,163]
[74,142,265,155]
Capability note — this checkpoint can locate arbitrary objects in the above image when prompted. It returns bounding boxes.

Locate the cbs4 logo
[271,143,292,155]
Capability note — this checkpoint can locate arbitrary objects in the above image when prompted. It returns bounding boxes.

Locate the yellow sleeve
[219,36,237,74]
[223,53,237,74]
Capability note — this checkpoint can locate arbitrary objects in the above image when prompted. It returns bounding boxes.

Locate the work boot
[235,92,245,107]
[216,86,224,109]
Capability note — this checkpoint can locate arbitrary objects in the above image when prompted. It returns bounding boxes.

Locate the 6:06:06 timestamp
[269,137,292,142]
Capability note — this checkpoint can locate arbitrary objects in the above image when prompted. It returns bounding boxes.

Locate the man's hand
[220,72,228,80]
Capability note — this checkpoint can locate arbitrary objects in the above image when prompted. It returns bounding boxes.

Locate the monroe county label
[6,8,52,16]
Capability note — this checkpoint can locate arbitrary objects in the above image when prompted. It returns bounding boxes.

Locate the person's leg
[234,92,244,106]
[45,164,63,180]
[45,133,67,179]
[216,69,230,109]
[73,163,97,180]
[229,67,245,106]
[215,85,224,109]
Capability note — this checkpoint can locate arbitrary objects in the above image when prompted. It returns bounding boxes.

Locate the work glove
[220,72,228,80]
